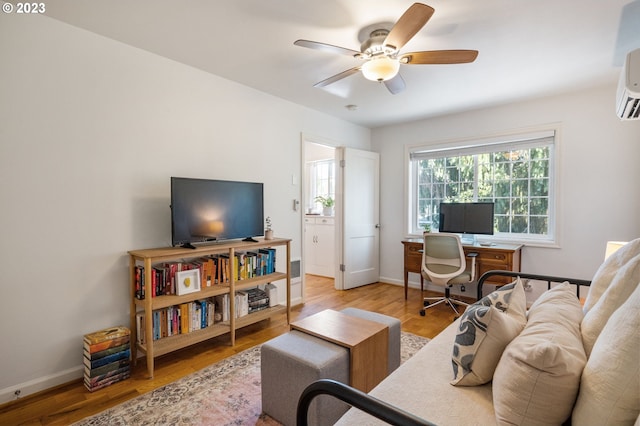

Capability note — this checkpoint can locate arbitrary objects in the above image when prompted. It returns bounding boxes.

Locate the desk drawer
[471,250,516,285]
[474,251,508,263]
[403,243,423,273]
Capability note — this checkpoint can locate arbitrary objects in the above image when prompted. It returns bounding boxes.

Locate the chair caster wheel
[423,300,430,307]
[420,309,426,316]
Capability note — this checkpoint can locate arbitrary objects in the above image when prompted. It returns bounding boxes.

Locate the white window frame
[308,159,335,209]
[405,126,560,246]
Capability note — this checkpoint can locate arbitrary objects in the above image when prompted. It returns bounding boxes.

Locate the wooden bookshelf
[128,237,291,378]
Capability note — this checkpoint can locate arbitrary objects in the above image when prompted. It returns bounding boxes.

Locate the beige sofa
[308,239,640,425]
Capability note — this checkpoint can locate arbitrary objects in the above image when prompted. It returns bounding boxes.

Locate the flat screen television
[171,177,264,247]
[439,202,495,236]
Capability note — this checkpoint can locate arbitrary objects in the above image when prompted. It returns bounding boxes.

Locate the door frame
[300,133,342,301]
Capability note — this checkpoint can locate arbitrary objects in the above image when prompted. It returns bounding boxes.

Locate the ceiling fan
[294,2,478,94]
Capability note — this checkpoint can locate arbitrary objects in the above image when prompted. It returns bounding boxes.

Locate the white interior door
[335,147,380,290]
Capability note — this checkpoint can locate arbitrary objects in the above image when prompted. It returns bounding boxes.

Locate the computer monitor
[439,202,495,243]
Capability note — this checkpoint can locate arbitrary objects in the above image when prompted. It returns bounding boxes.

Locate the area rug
[74,332,429,426]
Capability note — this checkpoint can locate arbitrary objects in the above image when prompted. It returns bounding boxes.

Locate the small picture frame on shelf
[176,269,201,296]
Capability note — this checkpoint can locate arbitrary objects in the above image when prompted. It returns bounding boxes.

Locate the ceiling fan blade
[313,67,361,88]
[384,73,406,94]
[384,3,435,51]
[294,39,361,57]
[400,50,479,64]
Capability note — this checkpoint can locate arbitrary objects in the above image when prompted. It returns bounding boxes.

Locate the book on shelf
[136,299,216,343]
[214,294,230,322]
[135,256,248,300]
[258,248,277,275]
[136,313,145,345]
[201,257,214,287]
[83,349,130,370]
[133,246,281,300]
[153,311,161,340]
[265,283,278,307]
[180,303,190,334]
[246,287,270,313]
[235,291,249,318]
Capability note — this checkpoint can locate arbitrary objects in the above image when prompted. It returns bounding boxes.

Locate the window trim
[404,125,561,247]
[308,158,336,208]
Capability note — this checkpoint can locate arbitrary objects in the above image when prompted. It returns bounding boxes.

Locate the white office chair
[419,233,477,317]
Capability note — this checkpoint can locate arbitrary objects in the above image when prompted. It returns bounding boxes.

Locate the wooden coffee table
[290,309,389,392]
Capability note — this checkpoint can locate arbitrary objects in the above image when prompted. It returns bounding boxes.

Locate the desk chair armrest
[466,252,478,279]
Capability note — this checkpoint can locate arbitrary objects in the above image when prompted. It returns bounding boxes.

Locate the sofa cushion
[581,247,640,356]
[336,319,497,426]
[572,283,640,425]
[451,279,526,386]
[493,282,586,425]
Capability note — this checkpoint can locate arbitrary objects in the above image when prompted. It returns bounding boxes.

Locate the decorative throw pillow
[477,278,528,319]
[572,283,640,425]
[581,251,640,356]
[493,283,586,425]
[451,278,526,386]
[583,238,640,313]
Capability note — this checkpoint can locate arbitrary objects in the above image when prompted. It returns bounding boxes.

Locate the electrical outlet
[14,389,21,399]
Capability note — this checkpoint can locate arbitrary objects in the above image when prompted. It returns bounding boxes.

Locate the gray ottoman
[341,307,401,373]
[261,330,350,426]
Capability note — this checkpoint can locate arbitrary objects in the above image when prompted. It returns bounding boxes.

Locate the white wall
[373,86,640,295]
[0,14,370,401]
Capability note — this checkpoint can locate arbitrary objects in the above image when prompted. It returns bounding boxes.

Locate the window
[308,159,335,208]
[408,130,556,243]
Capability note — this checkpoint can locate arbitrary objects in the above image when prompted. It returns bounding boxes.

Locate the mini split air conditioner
[616,48,640,120]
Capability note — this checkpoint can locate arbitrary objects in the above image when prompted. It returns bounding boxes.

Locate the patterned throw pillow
[476,279,517,310]
[451,278,526,386]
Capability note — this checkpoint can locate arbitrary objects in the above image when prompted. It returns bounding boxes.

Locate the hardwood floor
[0,276,468,425]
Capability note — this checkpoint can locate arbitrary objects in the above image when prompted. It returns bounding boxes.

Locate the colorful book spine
[83,349,130,369]
[84,358,130,378]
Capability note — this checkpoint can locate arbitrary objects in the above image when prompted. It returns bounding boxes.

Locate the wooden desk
[291,309,388,392]
[401,238,523,299]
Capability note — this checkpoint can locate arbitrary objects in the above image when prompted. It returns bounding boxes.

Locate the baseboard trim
[0,365,83,405]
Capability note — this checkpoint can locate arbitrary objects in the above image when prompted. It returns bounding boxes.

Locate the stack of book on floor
[83,326,131,392]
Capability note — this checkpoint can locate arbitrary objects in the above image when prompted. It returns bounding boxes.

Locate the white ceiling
[43,0,640,128]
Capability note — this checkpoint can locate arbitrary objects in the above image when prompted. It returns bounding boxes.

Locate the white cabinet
[304,216,335,277]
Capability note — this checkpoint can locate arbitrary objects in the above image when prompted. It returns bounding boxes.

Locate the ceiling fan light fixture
[361,56,400,82]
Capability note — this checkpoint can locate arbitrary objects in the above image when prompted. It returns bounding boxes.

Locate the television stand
[129,237,292,378]
[181,243,198,249]
[242,237,259,242]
